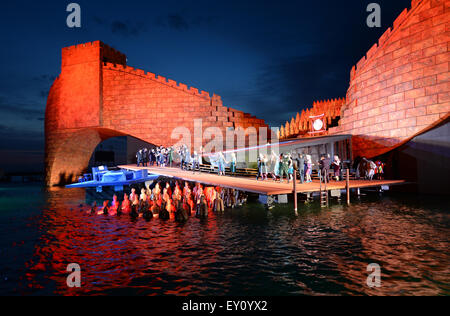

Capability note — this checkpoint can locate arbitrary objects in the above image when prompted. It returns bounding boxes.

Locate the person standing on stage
[168,147,174,167]
[257,153,268,181]
[230,152,237,176]
[161,147,167,167]
[136,149,143,167]
[217,151,226,176]
[297,153,305,184]
[288,154,294,182]
[192,151,200,174]
[279,153,290,184]
[143,148,149,167]
[305,155,313,183]
[151,149,156,166]
[270,150,279,181]
[256,154,262,180]
[331,155,341,181]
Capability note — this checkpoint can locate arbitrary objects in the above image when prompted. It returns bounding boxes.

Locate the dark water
[0,182,449,296]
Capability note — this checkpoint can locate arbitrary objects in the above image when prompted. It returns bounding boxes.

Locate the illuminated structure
[281,0,449,159]
[45,41,267,186]
[46,0,448,189]
[330,0,449,158]
[279,98,345,139]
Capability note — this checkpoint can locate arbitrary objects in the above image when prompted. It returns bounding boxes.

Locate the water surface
[0,183,448,296]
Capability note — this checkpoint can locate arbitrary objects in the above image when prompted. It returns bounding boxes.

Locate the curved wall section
[330,0,449,158]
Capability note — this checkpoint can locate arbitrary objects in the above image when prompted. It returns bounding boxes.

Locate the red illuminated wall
[279,98,345,139]
[329,0,449,158]
[45,41,267,186]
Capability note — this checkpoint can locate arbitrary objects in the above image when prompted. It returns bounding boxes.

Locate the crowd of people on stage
[90,180,248,221]
[253,151,342,184]
[90,151,386,220]
[135,145,385,183]
[178,144,204,173]
[354,157,385,181]
[136,147,174,168]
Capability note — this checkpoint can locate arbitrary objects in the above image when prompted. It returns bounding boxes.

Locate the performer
[289,154,296,182]
[121,194,131,214]
[217,151,226,176]
[109,195,119,216]
[173,183,182,206]
[143,148,148,167]
[130,195,139,218]
[98,200,109,215]
[155,148,160,167]
[90,201,97,215]
[305,155,313,183]
[230,153,237,176]
[192,151,200,173]
[139,188,149,214]
[258,153,269,181]
[297,154,305,184]
[196,195,208,218]
[185,145,191,170]
[149,149,155,166]
[168,147,174,167]
[270,150,280,181]
[213,189,224,212]
[199,146,204,165]
[331,155,341,181]
[136,149,143,167]
[279,153,290,183]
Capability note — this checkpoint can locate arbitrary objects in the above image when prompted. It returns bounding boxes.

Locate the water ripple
[0,185,448,295]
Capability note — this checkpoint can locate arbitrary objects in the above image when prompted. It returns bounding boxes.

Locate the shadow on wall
[382,117,450,195]
[57,172,75,187]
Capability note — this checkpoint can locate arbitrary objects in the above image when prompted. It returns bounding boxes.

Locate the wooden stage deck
[119,165,407,196]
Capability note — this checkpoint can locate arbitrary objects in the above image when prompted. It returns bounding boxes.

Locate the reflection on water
[0,183,449,295]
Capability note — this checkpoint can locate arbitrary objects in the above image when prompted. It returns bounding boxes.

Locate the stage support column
[346,169,350,206]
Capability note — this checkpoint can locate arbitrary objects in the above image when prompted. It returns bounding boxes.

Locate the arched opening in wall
[47,128,158,187]
[88,136,157,169]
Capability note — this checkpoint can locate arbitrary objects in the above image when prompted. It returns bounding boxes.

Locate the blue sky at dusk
[0,0,411,172]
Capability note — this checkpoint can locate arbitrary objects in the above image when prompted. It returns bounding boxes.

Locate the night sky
[0,0,411,173]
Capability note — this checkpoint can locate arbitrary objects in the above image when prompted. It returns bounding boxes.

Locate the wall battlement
[350,0,425,80]
[46,41,268,186]
[103,62,212,100]
[279,98,346,139]
[330,0,449,158]
[62,40,126,67]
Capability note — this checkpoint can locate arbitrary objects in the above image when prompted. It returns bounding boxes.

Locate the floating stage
[66,167,159,191]
[118,165,407,199]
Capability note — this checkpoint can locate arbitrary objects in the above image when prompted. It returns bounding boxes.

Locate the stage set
[46,0,449,196]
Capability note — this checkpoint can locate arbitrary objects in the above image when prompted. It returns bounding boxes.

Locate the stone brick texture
[45,41,267,186]
[329,0,449,158]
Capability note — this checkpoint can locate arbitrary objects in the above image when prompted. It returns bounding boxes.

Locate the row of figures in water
[90,180,248,222]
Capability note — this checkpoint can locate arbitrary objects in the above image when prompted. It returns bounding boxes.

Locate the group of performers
[177,145,233,176]
[256,151,345,184]
[256,151,312,184]
[90,180,248,221]
[178,144,202,172]
[354,157,385,180]
[136,145,384,184]
[136,147,174,168]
